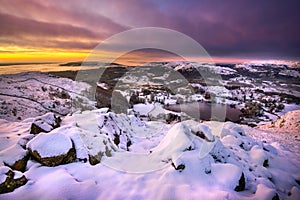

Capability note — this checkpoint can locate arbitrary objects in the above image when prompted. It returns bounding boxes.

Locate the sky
[0,0,299,64]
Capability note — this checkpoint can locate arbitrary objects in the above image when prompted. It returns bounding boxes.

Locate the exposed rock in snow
[27,133,76,166]
[61,126,116,165]
[30,113,61,134]
[0,144,29,172]
[0,166,27,194]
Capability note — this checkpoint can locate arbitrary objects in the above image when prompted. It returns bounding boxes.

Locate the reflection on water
[165,102,242,122]
[0,63,99,75]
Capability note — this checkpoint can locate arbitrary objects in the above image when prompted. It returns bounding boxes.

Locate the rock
[191,124,214,142]
[97,112,132,151]
[88,145,113,165]
[234,173,245,192]
[89,152,103,166]
[30,113,61,134]
[0,144,29,172]
[171,162,185,172]
[0,166,27,194]
[27,132,76,166]
[17,135,35,149]
[165,113,181,124]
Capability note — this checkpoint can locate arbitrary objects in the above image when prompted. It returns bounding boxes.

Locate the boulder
[27,132,76,166]
[0,144,29,172]
[0,166,27,194]
[30,113,61,134]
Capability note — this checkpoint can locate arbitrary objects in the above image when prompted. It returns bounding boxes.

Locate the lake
[164,102,242,122]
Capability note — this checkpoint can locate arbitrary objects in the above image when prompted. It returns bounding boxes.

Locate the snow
[0,144,28,166]
[258,109,300,132]
[249,145,267,165]
[279,69,300,77]
[255,184,277,200]
[1,62,300,198]
[0,72,95,121]
[148,103,179,120]
[34,113,57,127]
[211,163,242,189]
[0,107,299,199]
[133,103,154,116]
[289,186,300,200]
[27,132,73,158]
[0,166,10,184]
[13,171,24,179]
[167,62,237,75]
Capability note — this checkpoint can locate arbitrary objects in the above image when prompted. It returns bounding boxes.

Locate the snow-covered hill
[258,110,300,133]
[0,72,95,121]
[0,109,299,199]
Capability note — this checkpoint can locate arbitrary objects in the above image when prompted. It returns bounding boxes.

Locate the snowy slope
[0,110,299,199]
[0,72,95,121]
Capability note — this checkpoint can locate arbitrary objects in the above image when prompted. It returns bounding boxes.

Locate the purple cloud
[0,0,299,60]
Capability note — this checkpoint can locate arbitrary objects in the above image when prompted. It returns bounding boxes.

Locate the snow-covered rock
[0,166,27,194]
[30,113,61,134]
[62,126,116,165]
[27,132,76,166]
[0,144,29,172]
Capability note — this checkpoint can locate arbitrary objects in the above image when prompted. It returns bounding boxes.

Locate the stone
[27,133,76,167]
[0,166,27,194]
[0,144,29,172]
[30,113,61,134]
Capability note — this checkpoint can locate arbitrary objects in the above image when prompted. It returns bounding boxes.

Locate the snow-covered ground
[0,65,299,199]
[0,108,299,199]
[0,72,95,121]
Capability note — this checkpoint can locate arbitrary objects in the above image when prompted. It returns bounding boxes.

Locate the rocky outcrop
[0,166,27,194]
[30,113,61,134]
[27,132,76,166]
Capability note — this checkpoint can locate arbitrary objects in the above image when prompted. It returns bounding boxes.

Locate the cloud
[90,0,300,59]
[0,0,299,60]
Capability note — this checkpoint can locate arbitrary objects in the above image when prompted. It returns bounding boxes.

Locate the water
[165,102,242,122]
